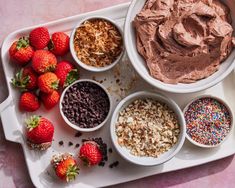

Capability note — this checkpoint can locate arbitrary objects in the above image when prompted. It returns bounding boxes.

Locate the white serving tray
[1,2,235,188]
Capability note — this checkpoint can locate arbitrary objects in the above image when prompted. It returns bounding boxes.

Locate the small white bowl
[59,79,112,132]
[124,0,235,93]
[110,91,186,166]
[183,95,234,148]
[70,16,124,72]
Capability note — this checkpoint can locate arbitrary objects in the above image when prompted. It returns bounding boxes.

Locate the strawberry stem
[17,37,29,50]
[11,69,30,92]
[26,115,40,130]
[66,164,79,182]
[51,80,59,90]
[64,69,79,88]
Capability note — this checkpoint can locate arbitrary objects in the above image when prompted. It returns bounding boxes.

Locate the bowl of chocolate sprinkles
[60,79,112,132]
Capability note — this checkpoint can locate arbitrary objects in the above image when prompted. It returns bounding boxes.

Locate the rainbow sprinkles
[184,97,232,147]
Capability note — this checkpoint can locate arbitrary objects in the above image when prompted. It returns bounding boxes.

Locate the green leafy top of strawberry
[51,80,59,90]
[65,164,79,182]
[17,37,30,50]
[45,64,56,72]
[26,115,40,130]
[11,69,30,92]
[64,69,79,88]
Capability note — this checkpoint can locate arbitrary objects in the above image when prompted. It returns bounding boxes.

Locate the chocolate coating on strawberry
[27,140,52,151]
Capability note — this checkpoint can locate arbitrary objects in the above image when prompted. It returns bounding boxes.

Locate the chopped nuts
[115,99,180,157]
[27,139,52,151]
[73,18,123,67]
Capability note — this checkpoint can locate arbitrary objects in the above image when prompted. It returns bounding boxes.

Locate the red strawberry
[26,115,54,150]
[79,141,102,166]
[9,37,34,66]
[11,67,38,91]
[32,50,57,74]
[29,27,50,50]
[40,90,60,109]
[55,61,79,87]
[19,92,40,112]
[51,153,79,182]
[38,72,59,94]
[48,32,69,56]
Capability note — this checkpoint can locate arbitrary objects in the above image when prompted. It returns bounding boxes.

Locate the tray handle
[0,96,22,143]
[0,96,12,113]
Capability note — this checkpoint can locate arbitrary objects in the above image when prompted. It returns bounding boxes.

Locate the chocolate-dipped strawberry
[26,115,54,150]
[51,153,79,182]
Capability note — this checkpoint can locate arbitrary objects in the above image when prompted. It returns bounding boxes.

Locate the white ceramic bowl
[110,91,186,166]
[70,16,124,72]
[124,0,235,93]
[183,95,234,148]
[59,79,112,132]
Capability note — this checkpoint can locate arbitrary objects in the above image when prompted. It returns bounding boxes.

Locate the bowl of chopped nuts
[110,91,186,166]
[70,16,124,72]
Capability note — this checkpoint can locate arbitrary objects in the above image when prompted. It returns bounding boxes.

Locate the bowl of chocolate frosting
[124,0,235,93]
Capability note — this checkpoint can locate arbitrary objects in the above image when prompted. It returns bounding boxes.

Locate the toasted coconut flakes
[73,19,123,67]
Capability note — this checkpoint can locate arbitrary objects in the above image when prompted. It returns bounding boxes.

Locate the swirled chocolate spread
[134,0,235,84]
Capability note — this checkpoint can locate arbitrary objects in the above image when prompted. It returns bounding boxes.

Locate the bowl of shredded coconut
[70,16,124,72]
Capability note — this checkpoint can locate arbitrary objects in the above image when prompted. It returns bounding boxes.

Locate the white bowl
[59,79,112,132]
[124,0,235,93]
[183,95,234,148]
[70,16,124,72]
[110,91,186,166]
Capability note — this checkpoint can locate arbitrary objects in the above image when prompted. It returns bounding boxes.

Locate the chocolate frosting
[134,0,235,84]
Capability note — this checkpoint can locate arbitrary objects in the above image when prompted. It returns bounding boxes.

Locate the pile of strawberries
[9,26,110,182]
[9,27,79,111]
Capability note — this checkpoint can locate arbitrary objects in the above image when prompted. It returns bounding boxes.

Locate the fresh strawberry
[9,37,34,66]
[26,115,54,150]
[32,50,57,74]
[48,32,69,56]
[38,72,59,94]
[29,27,50,50]
[19,92,40,112]
[40,90,60,109]
[79,141,102,166]
[55,61,79,87]
[11,67,38,91]
[51,153,79,182]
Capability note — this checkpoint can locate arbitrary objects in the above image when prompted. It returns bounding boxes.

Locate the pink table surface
[1,0,235,187]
